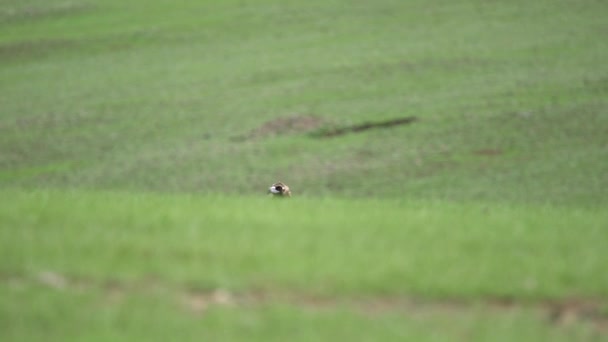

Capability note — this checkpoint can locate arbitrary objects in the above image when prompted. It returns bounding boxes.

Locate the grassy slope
[1,0,607,204]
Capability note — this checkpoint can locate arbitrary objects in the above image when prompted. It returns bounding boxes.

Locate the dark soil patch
[232,115,325,141]
[310,116,418,138]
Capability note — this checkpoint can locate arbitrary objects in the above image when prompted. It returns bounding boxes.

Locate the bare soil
[232,115,325,141]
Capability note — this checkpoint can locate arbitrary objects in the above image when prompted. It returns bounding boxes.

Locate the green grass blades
[2,190,607,298]
[1,190,607,341]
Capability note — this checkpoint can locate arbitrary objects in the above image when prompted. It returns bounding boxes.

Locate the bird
[267,182,291,197]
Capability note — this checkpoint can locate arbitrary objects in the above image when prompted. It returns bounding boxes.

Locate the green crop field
[1,0,607,341]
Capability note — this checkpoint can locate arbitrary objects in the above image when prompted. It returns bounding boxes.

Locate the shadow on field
[309,116,418,138]
[232,115,418,141]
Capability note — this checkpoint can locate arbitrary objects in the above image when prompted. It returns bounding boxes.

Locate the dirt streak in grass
[4,271,608,333]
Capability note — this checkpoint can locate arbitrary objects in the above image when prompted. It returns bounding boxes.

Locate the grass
[1,0,608,340]
[2,190,608,298]
[1,0,607,204]
[3,285,599,342]
[1,190,607,341]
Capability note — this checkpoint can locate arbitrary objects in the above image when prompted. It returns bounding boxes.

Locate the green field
[1,0,608,341]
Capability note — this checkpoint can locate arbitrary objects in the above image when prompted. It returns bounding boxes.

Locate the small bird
[267,182,291,197]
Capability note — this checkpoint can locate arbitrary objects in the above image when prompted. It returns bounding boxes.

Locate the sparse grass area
[1,0,607,340]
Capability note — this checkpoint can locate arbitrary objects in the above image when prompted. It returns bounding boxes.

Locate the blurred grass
[1,283,600,342]
[2,190,607,298]
[1,190,607,341]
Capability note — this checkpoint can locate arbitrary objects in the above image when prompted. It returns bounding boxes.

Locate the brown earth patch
[232,115,325,141]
